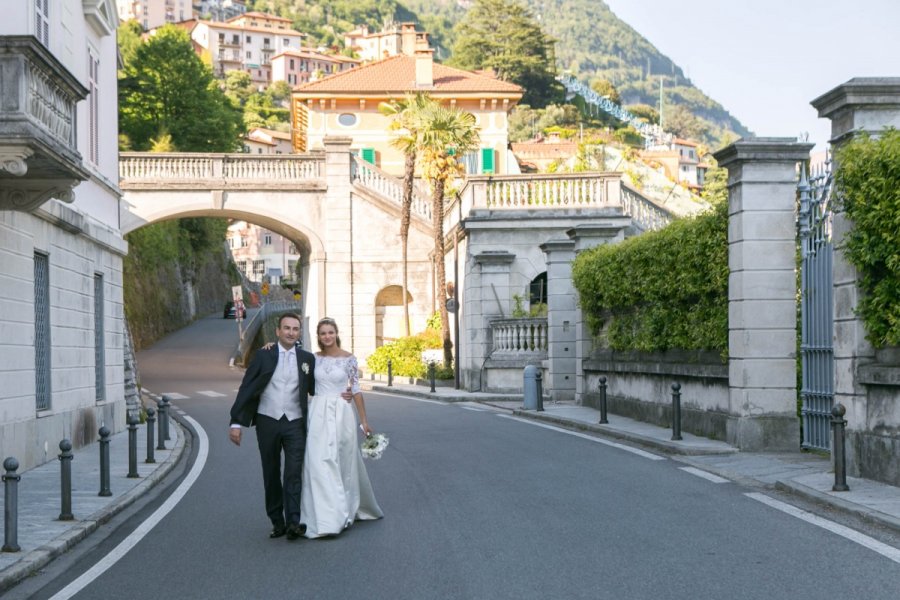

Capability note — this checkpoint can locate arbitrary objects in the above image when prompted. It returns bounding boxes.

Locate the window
[87,48,100,165]
[246,51,252,59]
[283,38,290,45]
[94,273,105,401]
[481,148,495,174]
[338,113,357,127]
[253,260,266,275]
[232,34,239,44]
[264,233,272,245]
[34,252,51,411]
[35,0,50,47]
[360,147,375,164]
[289,59,295,70]
[246,35,251,43]
[240,236,248,247]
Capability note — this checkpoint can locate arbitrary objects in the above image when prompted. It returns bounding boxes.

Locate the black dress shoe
[269,525,287,539]
[286,523,306,540]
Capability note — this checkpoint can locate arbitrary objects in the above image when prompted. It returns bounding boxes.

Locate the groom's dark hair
[278,312,302,328]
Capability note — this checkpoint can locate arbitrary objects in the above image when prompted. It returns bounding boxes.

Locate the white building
[116,0,192,30]
[193,0,246,22]
[270,47,359,86]
[243,127,293,154]
[1,0,128,470]
[343,22,428,62]
[227,221,303,285]
[190,12,305,86]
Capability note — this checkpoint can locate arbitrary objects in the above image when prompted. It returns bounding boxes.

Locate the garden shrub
[366,328,446,378]
[835,129,900,347]
[572,200,728,357]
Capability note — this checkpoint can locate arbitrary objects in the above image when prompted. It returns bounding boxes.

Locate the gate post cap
[831,403,846,418]
[3,457,19,472]
[59,439,72,452]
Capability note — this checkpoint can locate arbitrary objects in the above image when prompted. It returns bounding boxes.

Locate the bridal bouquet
[361,432,390,460]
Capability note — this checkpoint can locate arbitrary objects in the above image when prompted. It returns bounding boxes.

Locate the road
[13,313,900,599]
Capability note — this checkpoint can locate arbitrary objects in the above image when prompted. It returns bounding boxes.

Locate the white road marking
[368,391,448,406]
[195,390,226,397]
[49,415,209,600]
[746,492,900,564]
[498,414,666,461]
[160,392,189,400]
[461,406,487,412]
[679,466,730,483]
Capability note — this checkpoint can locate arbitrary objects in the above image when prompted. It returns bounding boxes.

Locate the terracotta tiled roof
[271,47,360,64]
[292,55,523,95]
[229,12,292,23]
[196,20,305,36]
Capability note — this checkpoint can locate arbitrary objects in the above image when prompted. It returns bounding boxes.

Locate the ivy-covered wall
[124,218,240,350]
[572,201,728,358]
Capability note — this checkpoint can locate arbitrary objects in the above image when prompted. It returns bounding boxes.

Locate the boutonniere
[301,362,310,374]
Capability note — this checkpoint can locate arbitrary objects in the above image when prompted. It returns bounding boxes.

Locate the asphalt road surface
[15,314,900,599]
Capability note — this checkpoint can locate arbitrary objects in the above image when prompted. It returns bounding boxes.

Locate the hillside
[248,0,751,147]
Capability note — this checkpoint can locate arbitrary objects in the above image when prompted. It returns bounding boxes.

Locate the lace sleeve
[348,355,361,394]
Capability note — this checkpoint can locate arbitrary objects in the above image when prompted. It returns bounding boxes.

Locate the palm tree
[379,93,431,337]
[417,102,480,368]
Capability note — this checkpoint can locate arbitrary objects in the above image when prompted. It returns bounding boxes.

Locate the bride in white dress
[301,317,383,538]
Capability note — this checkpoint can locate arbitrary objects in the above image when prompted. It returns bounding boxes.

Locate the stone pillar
[567,222,628,404]
[322,137,354,347]
[811,78,900,476]
[714,138,813,451]
[466,251,515,389]
[540,239,577,402]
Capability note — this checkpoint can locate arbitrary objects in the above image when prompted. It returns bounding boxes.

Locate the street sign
[231,285,242,304]
[261,282,270,296]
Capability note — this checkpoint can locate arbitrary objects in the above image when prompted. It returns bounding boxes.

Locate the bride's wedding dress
[301,354,383,538]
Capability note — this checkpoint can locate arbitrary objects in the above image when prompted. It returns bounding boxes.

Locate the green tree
[589,77,620,105]
[119,25,242,152]
[625,103,659,125]
[116,20,143,70]
[449,0,561,107]
[379,93,433,336]
[416,103,481,367]
[224,70,255,107]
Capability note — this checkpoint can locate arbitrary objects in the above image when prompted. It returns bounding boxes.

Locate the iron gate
[797,159,835,450]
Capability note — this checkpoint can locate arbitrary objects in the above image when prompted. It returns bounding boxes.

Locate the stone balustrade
[350,155,432,220]
[452,172,672,232]
[490,318,548,358]
[119,153,323,189]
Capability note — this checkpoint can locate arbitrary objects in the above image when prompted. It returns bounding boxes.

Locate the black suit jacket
[229,344,316,427]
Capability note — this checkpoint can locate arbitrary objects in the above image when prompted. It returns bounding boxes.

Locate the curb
[0,420,188,595]
[368,384,522,404]
[775,479,900,536]
[509,409,738,456]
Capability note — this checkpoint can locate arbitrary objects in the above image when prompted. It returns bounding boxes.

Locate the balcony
[0,37,90,212]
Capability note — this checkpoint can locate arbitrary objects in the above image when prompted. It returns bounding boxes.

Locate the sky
[601,0,900,151]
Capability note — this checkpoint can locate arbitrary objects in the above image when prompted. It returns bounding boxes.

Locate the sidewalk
[0,403,185,595]
[367,380,900,535]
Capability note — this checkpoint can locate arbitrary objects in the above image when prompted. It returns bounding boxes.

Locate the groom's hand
[229,428,242,446]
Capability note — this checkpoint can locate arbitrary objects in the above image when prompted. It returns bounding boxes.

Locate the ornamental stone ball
[4,457,19,472]
[832,403,846,418]
[99,426,110,438]
[60,439,72,452]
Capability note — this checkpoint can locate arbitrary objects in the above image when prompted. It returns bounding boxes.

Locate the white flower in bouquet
[361,432,389,460]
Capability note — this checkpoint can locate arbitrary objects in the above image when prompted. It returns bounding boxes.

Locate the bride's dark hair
[316,317,341,350]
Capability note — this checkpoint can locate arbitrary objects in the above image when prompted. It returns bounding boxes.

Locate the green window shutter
[446,147,456,156]
[481,148,495,174]
[361,147,375,164]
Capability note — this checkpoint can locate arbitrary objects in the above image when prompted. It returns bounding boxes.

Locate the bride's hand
[359,422,373,436]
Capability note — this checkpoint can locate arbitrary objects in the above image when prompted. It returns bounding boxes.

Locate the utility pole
[659,76,664,132]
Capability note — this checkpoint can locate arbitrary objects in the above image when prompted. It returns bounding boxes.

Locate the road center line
[746,492,900,564]
[497,414,666,461]
[679,466,730,483]
[49,415,209,600]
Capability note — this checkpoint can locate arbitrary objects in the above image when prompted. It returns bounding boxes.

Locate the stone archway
[374,285,414,347]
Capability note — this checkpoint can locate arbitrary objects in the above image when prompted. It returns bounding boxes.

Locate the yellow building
[290,51,523,177]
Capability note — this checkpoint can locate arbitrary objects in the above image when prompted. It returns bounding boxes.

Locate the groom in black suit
[229,312,315,540]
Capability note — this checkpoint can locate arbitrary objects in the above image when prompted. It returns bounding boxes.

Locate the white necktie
[283,349,293,376]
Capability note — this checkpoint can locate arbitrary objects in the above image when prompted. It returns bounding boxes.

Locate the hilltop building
[640,138,708,189]
[190,12,305,85]
[290,49,523,177]
[243,127,293,154]
[227,221,303,285]
[271,47,360,86]
[1,0,129,470]
[343,22,430,62]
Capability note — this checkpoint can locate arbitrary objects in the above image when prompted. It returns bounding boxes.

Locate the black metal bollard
[428,362,436,393]
[598,376,609,424]
[98,426,112,497]
[161,395,171,441]
[535,370,544,412]
[2,457,21,552]
[127,417,139,478]
[145,407,156,464]
[387,359,393,387]
[59,440,74,521]
[831,403,850,491]
[671,383,683,441]
[156,396,168,450]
